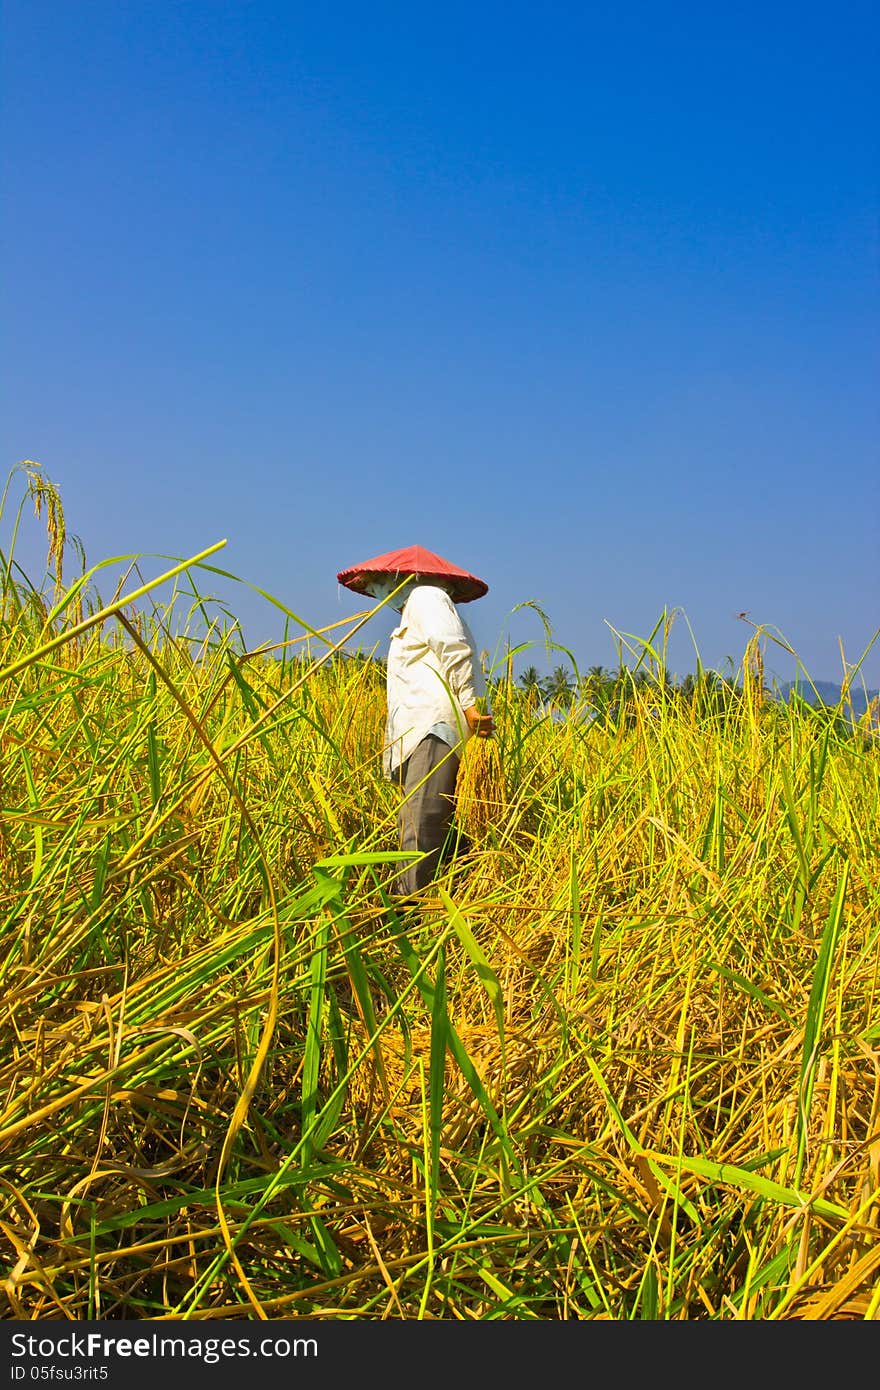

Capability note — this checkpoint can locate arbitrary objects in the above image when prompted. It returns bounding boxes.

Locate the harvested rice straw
[344,1021,544,1149]
[455,697,506,840]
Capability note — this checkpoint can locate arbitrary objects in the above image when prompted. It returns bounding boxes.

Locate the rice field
[2,462,879,1321]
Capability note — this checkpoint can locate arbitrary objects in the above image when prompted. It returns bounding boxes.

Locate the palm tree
[582,664,609,702]
[519,665,544,709]
[679,672,697,704]
[543,665,574,708]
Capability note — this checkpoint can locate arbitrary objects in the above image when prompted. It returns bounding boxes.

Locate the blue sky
[2,1,878,691]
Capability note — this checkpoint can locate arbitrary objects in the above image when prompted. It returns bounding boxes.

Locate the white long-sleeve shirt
[383,584,486,778]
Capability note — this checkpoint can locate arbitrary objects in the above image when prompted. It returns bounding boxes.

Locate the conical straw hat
[337,544,488,603]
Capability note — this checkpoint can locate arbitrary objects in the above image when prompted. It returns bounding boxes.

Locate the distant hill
[775,680,879,715]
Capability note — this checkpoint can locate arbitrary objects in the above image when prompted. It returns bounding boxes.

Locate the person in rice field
[337,545,494,900]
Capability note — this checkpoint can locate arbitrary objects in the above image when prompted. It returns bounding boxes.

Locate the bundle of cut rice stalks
[455,699,507,841]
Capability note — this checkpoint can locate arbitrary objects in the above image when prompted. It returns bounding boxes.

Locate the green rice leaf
[429,944,448,1201]
[646,1152,847,1222]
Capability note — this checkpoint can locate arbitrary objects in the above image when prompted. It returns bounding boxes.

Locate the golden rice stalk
[860,695,880,739]
[344,1022,543,1149]
[456,730,506,841]
[743,633,765,715]
[24,460,66,592]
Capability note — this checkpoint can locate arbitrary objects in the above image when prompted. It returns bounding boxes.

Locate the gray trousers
[393,734,460,897]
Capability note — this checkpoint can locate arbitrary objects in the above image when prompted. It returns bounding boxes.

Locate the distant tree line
[513,662,743,712]
[509,663,877,732]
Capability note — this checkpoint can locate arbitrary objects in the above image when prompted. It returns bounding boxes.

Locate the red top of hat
[337,544,488,603]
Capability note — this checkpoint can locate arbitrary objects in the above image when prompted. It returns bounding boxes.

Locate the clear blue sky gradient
[2,2,878,689]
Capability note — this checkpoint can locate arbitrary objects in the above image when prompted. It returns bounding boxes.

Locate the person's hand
[465,705,494,738]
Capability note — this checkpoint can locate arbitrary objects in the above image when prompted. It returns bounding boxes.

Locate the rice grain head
[456,730,506,841]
